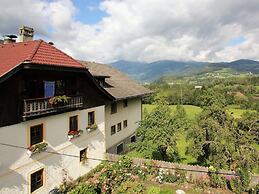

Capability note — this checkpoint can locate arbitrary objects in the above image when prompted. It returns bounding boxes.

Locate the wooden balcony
[23,95,83,119]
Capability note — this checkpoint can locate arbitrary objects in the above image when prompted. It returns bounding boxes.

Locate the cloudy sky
[1,0,259,63]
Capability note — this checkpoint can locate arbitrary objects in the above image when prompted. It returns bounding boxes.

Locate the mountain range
[111,59,259,82]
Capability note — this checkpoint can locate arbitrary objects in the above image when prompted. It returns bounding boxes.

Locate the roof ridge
[27,40,43,61]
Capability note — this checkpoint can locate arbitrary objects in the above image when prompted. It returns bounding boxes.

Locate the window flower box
[68,130,83,140]
[27,142,48,157]
[86,123,98,133]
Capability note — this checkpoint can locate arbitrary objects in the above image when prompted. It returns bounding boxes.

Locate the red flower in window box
[67,130,83,140]
[68,130,80,136]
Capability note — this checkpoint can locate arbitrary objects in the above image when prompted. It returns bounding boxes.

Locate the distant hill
[111,59,259,82]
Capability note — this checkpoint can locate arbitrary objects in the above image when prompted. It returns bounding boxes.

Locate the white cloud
[1,0,259,63]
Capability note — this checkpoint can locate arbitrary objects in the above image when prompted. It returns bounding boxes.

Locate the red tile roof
[0,40,85,77]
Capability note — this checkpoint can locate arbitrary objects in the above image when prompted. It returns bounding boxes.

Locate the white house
[0,27,150,193]
[82,62,151,154]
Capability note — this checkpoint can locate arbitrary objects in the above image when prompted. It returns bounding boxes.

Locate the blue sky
[72,0,107,24]
[227,36,246,47]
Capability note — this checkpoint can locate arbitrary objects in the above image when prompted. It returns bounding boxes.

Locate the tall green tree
[133,104,180,162]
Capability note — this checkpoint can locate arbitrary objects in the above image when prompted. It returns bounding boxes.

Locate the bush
[227,177,243,193]
[227,168,251,193]
[237,168,251,191]
[208,166,226,188]
[116,181,145,194]
[210,173,226,188]
[147,186,160,194]
[156,168,186,184]
[69,184,97,194]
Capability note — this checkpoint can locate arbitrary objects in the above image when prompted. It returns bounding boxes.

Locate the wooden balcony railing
[23,95,83,119]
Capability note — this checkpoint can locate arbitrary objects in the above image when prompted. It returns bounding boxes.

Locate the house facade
[83,62,151,154]
[0,27,150,193]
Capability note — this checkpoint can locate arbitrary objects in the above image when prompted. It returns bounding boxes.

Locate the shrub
[227,168,251,193]
[237,168,251,191]
[194,174,210,189]
[147,186,160,194]
[208,166,226,188]
[227,177,243,193]
[210,173,226,188]
[59,181,76,193]
[68,184,97,194]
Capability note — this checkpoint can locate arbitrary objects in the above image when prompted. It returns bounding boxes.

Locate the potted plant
[27,142,48,156]
[67,129,83,140]
[49,95,70,107]
[86,123,98,133]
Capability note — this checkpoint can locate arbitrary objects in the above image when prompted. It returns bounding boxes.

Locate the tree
[197,88,227,108]
[173,104,190,131]
[237,111,259,143]
[133,104,180,162]
[187,105,258,170]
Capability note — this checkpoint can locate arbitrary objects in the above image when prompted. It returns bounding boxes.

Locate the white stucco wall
[0,106,105,194]
[105,98,141,151]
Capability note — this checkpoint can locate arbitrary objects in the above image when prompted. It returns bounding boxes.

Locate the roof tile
[0,40,84,77]
[81,61,152,99]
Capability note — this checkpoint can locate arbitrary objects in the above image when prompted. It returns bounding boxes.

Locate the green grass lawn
[226,105,256,118]
[143,104,202,120]
[143,104,254,119]
[176,131,197,164]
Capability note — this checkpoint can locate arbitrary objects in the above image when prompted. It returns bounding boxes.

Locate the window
[131,135,136,143]
[117,122,122,132]
[80,148,87,162]
[116,143,124,154]
[69,116,78,131]
[31,168,44,193]
[111,102,117,114]
[97,78,105,87]
[111,125,116,135]
[123,99,128,107]
[88,111,95,126]
[123,120,128,128]
[30,124,43,146]
[44,81,55,98]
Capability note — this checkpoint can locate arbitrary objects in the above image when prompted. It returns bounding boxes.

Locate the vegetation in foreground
[59,157,259,194]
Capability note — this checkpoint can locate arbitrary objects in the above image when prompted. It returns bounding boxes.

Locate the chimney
[18,26,34,42]
[3,35,17,44]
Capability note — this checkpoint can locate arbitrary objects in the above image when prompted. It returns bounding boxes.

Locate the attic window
[99,79,105,87]
[96,78,105,87]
